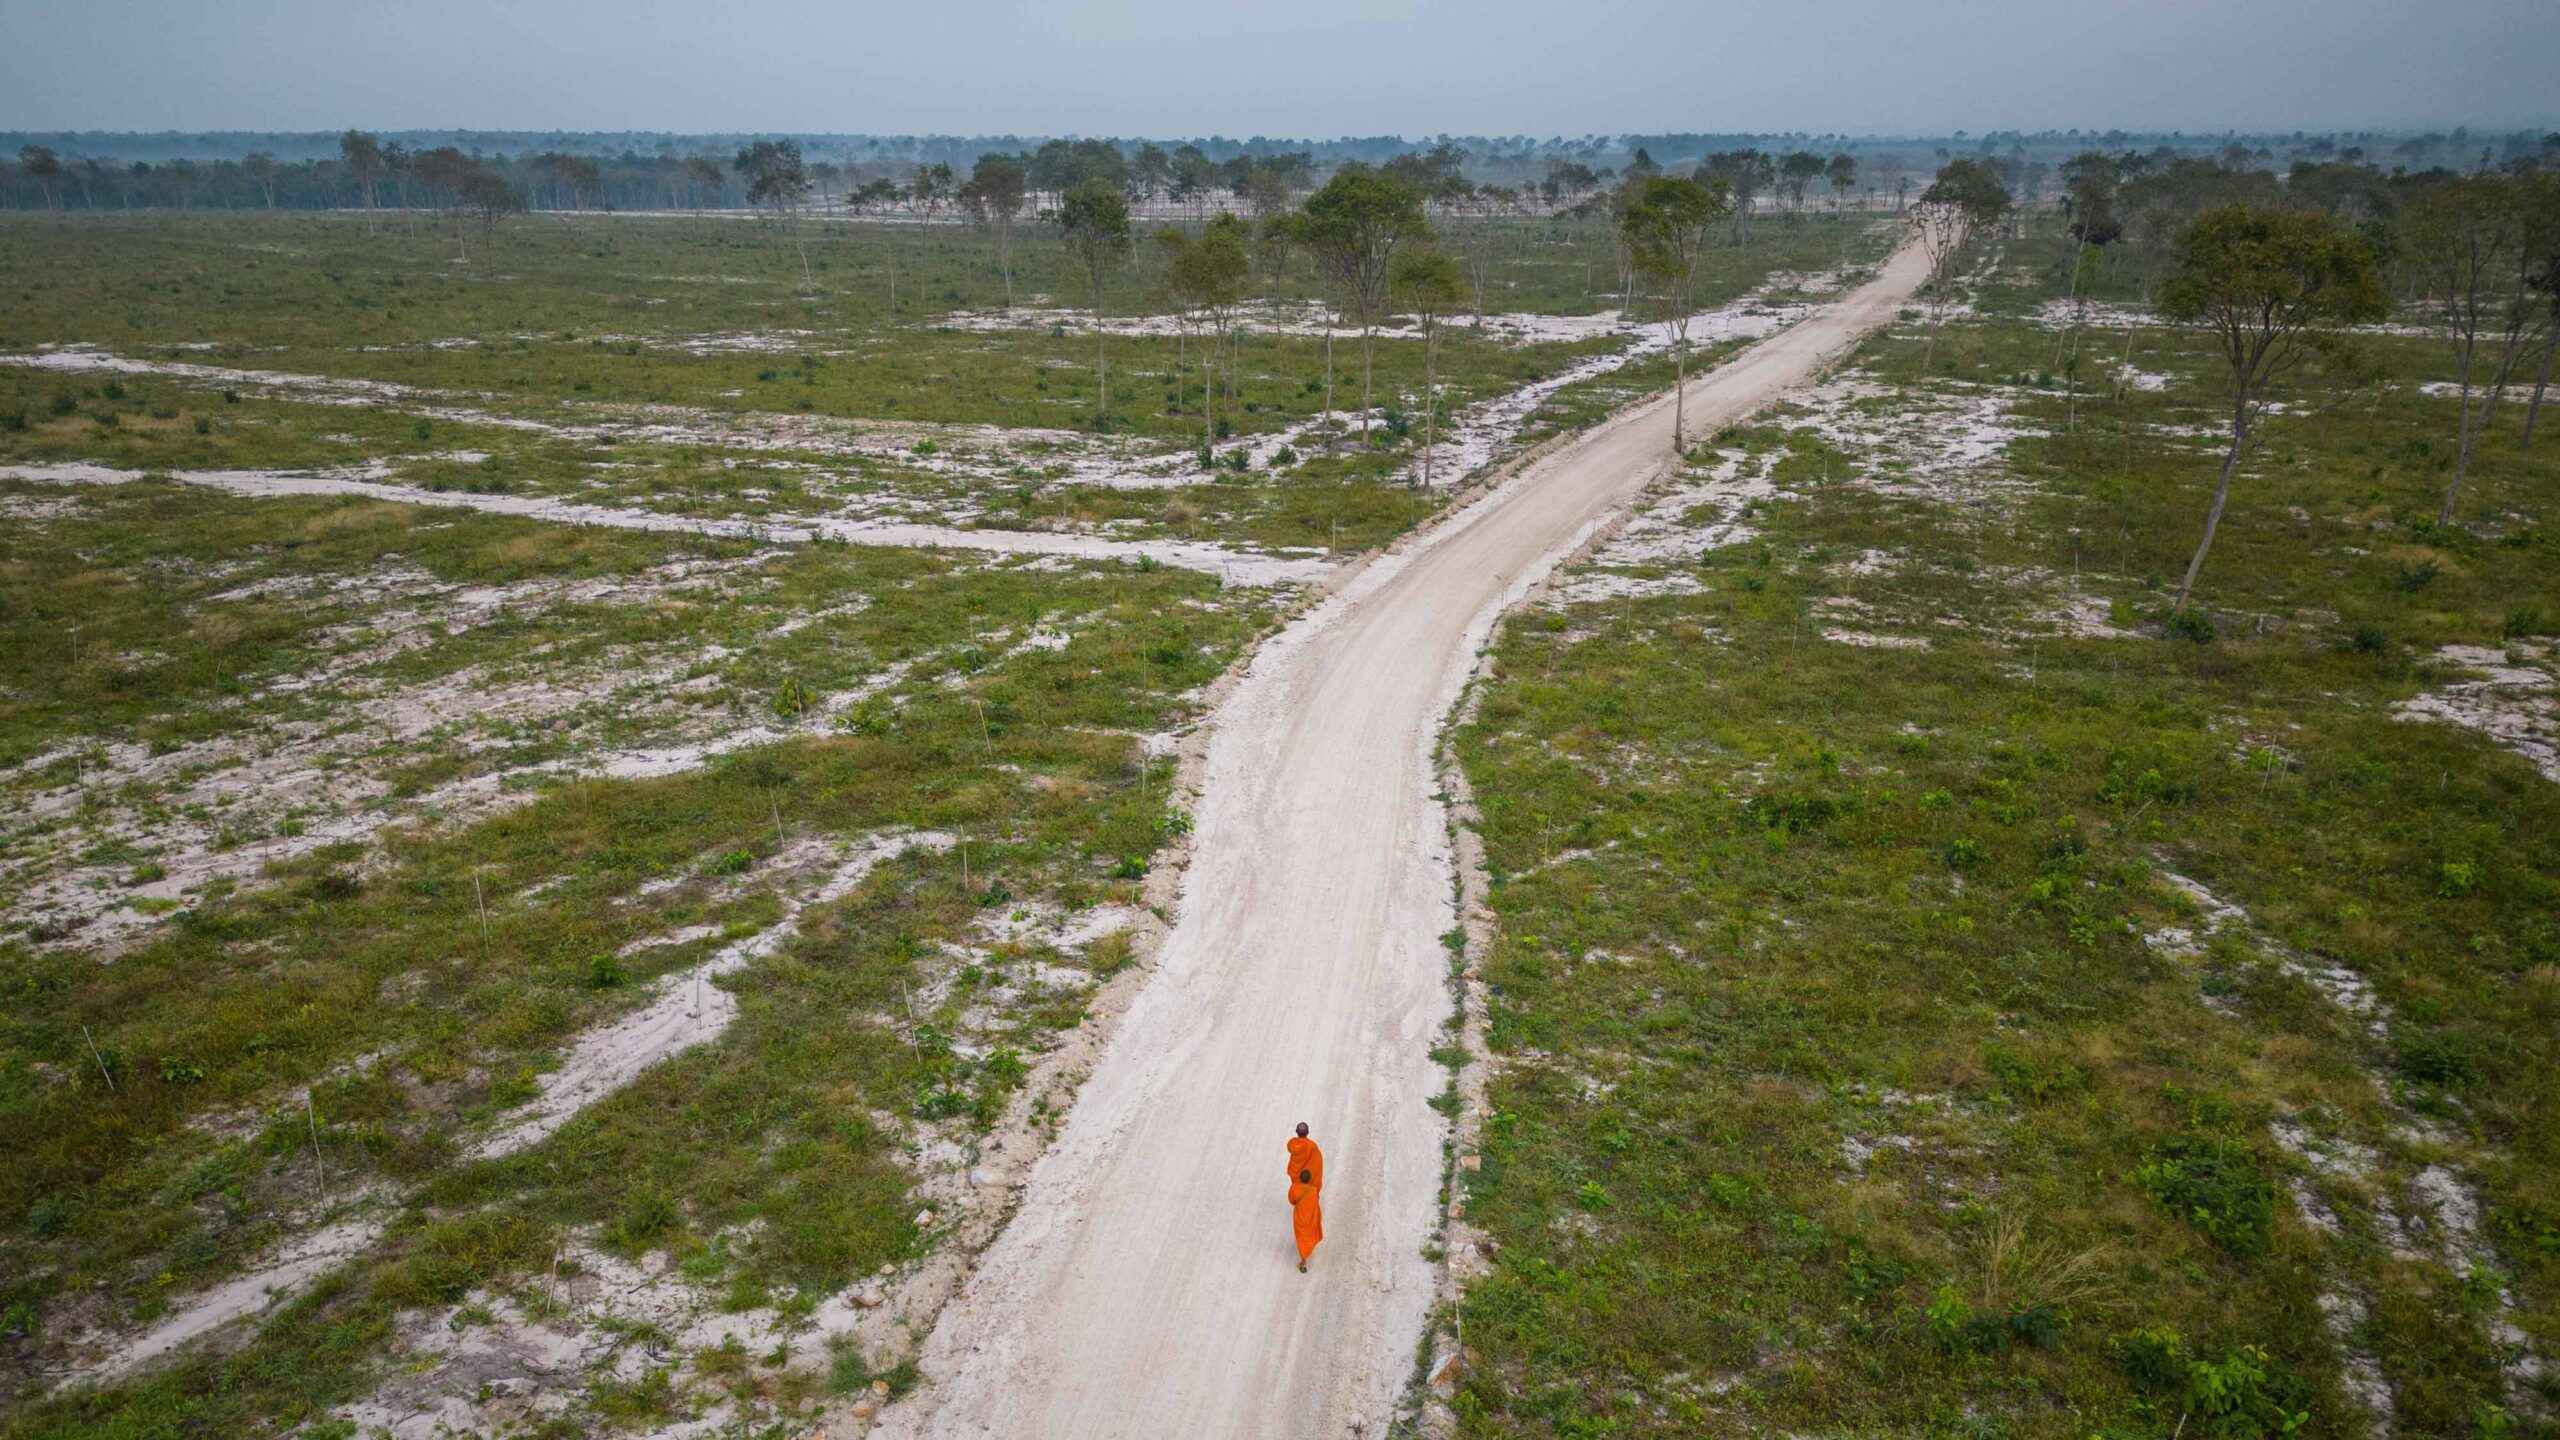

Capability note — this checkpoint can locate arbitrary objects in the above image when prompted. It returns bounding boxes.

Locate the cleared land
[1445,227,2558,1438]
[0,209,1891,1438]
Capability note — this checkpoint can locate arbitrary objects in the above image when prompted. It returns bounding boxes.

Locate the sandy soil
[873,243,1932,1440]
[472,829,956,1160]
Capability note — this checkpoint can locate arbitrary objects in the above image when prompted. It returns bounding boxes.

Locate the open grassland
[1448,229,2559,1438]
[0,212,1885,557]
[0,204,1890,1438]
[0,483,1273,1436]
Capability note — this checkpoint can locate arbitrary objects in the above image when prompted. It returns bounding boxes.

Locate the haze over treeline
[2,0,2552,136]
[5,126,2553,214]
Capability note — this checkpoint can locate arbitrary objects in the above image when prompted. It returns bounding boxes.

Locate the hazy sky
[5,0,2552,137]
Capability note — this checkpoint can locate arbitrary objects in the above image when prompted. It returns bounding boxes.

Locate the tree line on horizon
[5,126,2554,217]
[5,126,2553,621]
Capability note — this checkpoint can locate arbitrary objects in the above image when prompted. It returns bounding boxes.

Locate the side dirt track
[878,241,1934,1439]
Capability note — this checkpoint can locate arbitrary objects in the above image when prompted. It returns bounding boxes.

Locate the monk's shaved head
[1295,1122,1309,1137]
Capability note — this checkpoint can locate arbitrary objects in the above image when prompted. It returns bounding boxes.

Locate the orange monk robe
[1286,1136,1324,1192]
[1289,1176,1324,1261]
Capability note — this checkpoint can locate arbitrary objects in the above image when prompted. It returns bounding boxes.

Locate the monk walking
[1287,1122,1325,1272]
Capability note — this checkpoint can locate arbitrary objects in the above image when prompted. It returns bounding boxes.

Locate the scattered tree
[1620,174,1736,451]
[339,130,382,228]
[2522,170,2560,447]
[1298,165,1433,444]
[1907,158,2013,366]
[733,139,811,216]
[2157,204,2382,609]
[2401,173,2536,520]
[1058,178,1134,416]
[962,153,1030,307]
[244,152,280,210]
[1824,152,1859,219]
[1777,150,1826,220]
[18,146,61,210]
[1699,150,1772,245]
[1158,213,1252,454]
[1390,247,1466,486]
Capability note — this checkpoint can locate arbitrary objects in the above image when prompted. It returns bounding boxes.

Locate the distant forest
[3,125,2553,214]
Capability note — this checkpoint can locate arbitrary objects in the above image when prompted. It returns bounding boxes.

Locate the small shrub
[2394,558,2441,593]
[1744,788,1838,833]
[707,848,756,876]
[2436,859,2479,897]
[2162,607,2215,644]
[605,1188,679,1251]
[2342,623,2388,654]
[2130,1137,2276,1254]
[2394,1030,2481,1087]
[826,1337,874,1396]
[1983,1038,2085,1103]
[2111,1324,2187,1392]
[308,869,362,901]
[771,675,814,718]
[2183,1344,2311,1438]
[0,409,28,432]
[586,954,627,990]
[2502,604,2548,639]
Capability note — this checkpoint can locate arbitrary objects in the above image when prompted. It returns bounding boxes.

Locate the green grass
[0,466,1277,1431]
[1447,230,2560,1438]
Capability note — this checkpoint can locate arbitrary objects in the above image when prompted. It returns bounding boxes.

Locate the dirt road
[880,243,1932,1439]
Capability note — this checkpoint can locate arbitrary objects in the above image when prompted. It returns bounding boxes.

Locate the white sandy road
[879,243,1931,1440]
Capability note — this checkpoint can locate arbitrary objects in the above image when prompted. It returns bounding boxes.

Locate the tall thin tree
[2158,204,2382,610]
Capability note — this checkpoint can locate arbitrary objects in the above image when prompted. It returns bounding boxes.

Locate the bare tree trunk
[2440,342,2481,526]
[1421,323,1438,486]
[1360,326,1376,443]
[2177,403,2250,612]
[1671,317,1688,452]
[1321,320,1336,440]
[2525,325,2556,449]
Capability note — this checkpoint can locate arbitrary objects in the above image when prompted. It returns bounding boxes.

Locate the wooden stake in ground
[83,1024,115,1091]
[306,1087,327,1195]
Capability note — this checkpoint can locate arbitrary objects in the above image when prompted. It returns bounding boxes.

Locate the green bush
[771,675,814,717]
[604,1188,680,1251]
[2394,1030,2482,1087]
[1983,1038,2086,1103]
[2162,606,2216,643]
[2111,1324,2187,1392]
[2130,1137,2277,1254]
